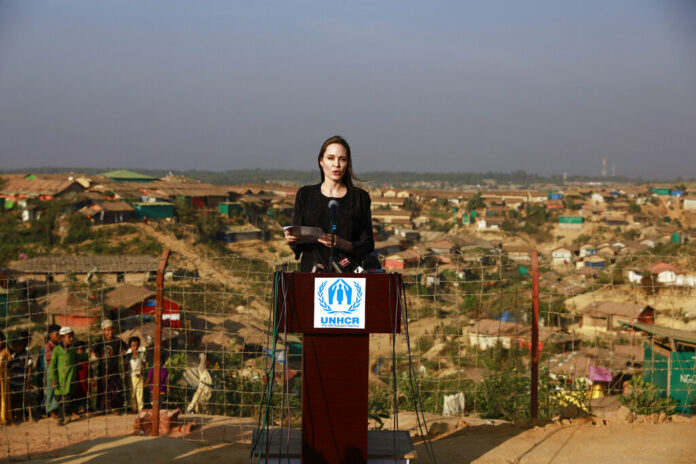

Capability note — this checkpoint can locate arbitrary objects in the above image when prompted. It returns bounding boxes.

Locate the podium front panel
[275,272,402,335]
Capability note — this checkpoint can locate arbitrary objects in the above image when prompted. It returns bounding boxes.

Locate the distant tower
[563,171,568,183]
[611,162,616,178]
[601,157,607,177]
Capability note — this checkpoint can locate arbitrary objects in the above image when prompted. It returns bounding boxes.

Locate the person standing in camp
[9,331,34,422]
[185,353,213,414]
[42,324,61,420]
[0,331,11,424]
[73,341,90,415]
[126,336,146,413]
[49,327,82,425]
[93,320,127,414]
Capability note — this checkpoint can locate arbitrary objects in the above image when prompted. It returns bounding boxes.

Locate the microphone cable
[388,273,400,463]
[250,271,286,464]
[400,279,439,463]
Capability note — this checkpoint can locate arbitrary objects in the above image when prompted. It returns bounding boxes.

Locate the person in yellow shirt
[0,331,11,424]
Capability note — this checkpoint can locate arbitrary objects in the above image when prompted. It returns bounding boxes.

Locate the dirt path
[4,413,695,464]
[143,224,232,284]
[419,421,696,464]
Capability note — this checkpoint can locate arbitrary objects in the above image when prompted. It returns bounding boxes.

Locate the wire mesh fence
[0,249,695,459]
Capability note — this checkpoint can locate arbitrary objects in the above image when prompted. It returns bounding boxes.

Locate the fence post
[531,249,540,420]
[152,248,170,437]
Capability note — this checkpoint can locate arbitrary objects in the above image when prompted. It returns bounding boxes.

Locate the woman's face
[319,143,348,183]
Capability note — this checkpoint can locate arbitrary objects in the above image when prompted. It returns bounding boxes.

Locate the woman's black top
[292,183,374,272]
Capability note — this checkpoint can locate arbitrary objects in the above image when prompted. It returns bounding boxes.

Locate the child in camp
[49,327,84,425]
[145,363,169,408]
[73,341,90,415]
[42,324,61,420]
[0,331,11,424]
[9,331,34,422]
[126,337,146,413]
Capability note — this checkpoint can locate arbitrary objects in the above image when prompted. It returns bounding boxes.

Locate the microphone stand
[328,200,341,272]
[330,225,336,272]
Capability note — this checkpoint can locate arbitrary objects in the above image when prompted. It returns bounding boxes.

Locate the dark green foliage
[524,204,547,227]
[403,198,421,213]
[539,297,568,328]
[466,192,485,212]
[368,387,392,430]
[196,211,222,246]
[620,376,678,415]
[429,219,453,232]
[174,197,197,224]
[475,370,530,420]
[0,200,65,264]
[64,213,93,244]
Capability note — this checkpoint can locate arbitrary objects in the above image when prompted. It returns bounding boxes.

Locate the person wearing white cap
[93,319,126,414]
[48,327,84,425]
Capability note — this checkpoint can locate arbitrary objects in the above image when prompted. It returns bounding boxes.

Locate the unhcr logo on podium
[314,277,366,329]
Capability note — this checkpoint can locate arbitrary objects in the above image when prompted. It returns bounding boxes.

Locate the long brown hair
[317,135,360,189]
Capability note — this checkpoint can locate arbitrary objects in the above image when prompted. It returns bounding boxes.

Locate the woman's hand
[284,229,299,248]
[318,234,353,253]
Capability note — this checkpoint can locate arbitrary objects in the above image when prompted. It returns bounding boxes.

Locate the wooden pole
[152,249,170,437]
[531,250,540,419]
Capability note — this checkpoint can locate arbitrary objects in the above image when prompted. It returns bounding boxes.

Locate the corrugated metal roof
[104,284,155,308]
[579,301,651,318]
[144,184,230,198]
[619,321,696,345]
[100,201,134,212]
[470,319,524,336]
[43,291,100,315]
[11,255,160,273]
[100,170,156,181]
[0,177,83,196]
[559,216,584,224]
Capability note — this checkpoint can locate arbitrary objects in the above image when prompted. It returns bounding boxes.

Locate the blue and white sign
[314,277,366,329]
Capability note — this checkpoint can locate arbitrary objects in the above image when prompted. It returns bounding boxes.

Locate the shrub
[619,376,678,415]
[64,213,93,244]
[368,387,392,429]
[475,370,529,421]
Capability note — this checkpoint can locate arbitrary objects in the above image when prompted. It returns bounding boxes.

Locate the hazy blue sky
[1,1,695,178]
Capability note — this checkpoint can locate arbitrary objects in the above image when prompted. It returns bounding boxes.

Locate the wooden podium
[269,272,404,464]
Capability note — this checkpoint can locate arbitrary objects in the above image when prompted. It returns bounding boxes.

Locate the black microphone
[328,199,339,232]
[328,199,339,271]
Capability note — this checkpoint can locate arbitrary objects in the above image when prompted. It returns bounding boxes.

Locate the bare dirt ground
[2,412,695,464]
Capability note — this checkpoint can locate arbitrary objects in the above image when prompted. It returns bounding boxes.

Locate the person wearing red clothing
[73,341,90,414]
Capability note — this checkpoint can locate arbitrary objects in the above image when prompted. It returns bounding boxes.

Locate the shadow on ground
[413,422,536,463]
[16,435,251,464]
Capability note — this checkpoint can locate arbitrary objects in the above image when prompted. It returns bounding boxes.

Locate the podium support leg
[302,334,369,464]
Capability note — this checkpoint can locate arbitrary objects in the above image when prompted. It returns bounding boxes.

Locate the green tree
[196,211,222,245]
[173,197,197,224]
[628,203,641,214]
[64,213,93,244]
[524,204,547,227]
[466,191,485,212]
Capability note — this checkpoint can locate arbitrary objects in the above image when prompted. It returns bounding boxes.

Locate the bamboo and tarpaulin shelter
[620,321,696,413]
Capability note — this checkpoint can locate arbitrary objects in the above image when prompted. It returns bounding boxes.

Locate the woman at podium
[285,135,374,272]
